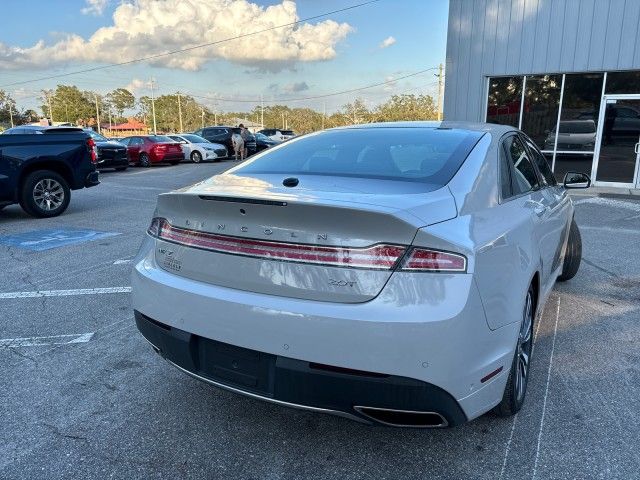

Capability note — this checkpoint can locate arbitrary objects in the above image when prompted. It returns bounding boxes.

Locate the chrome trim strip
[164,358,370,424]
[353,406,449,428]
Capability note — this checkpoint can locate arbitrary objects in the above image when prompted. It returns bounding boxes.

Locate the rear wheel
[139,153,151,168]
[191,151,202,163]
[557,219,582,282]
[494,285,534,417]
[20,170,71,218]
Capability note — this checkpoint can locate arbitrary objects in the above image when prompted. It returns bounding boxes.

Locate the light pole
[435,63,444,121]
[150,78,157,135]
[94,94,101,133]
[177,92,183,133]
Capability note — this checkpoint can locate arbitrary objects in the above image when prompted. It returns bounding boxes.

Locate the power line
[185,68,438,104]
[0,0,381,89]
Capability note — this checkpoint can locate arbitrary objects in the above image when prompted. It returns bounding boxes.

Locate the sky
[0,0,449,114]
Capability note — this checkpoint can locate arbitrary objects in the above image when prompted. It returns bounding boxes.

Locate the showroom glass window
[486,76,523,127]
[553,73,604,181]
[605,71,640,94]
[520,75,562,153]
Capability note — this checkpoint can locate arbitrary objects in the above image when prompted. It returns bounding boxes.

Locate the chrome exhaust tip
[353,406,449,428]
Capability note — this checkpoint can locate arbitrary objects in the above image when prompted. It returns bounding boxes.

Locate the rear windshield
[181,134,208,143]
[232,127,483,184]
[148,135,176,143]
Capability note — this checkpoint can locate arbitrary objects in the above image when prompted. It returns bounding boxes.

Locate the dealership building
[443,0,640,189]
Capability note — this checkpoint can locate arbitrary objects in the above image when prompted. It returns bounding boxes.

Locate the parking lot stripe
[499,298,548,480]
[0,287,131,299]
[531,296,561,480]
[574,197,640,213]
[113,259,133,265]
[0,332,94,348]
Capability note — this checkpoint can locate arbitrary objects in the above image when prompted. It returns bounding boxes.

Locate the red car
[120,135,184,167]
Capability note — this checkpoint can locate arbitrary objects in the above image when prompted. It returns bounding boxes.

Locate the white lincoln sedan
[132,122,589,427]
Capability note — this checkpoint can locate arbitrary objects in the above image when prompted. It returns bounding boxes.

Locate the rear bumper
[135,311,467,426]
[132,236,519,423]
[84,171,100,188]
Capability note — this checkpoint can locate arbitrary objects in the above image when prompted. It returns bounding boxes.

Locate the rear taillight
[87,138,97,164]
[400,248,466,272]
[147,218,405,270]
[146,218,467,273]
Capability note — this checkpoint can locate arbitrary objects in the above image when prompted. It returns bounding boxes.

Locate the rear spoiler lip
[198,195,287,206]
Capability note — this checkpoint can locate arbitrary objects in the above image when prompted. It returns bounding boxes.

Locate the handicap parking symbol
[0,228,120,251]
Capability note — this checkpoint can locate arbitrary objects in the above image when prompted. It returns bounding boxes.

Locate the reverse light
[400,248,467,272]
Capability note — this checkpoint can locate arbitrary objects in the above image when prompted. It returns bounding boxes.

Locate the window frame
[520,133,557,187]
[499,133,540,202]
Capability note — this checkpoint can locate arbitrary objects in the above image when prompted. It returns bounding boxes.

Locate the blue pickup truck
[0,127,99,217]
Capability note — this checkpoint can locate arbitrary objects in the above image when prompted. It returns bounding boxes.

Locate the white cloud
[0,0,353,72]
[124,78,151,94]
[379,36,396,49]
[82,0,109,16]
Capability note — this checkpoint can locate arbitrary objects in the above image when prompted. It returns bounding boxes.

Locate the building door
[593,96,640,188]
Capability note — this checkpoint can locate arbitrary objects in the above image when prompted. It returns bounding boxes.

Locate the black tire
[115,166,128,172]
[139,153,151,168]
[557,219,582,282]
[19,170,71,218]
[191,151,202,163]
[494,284,535,417]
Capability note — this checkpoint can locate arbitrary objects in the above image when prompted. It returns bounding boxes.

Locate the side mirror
[563,171,591,189]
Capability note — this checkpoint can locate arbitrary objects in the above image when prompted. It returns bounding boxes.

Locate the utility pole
[435,63,444,121]
[177,92,183,133]
[201,107,205,129]
[47,93,53,124]
[260,94,264,128]
[150,78,157,135]
[94,94,101,133]
[65,104,69,123]
[109,109,112,129]
[9,102,14,128]
[322,101,326,130]
[282,112,285,129]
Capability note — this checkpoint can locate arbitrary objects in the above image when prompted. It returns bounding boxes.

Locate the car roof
[335,120,517,136]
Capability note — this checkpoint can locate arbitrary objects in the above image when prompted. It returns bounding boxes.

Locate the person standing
[239,123,250,158]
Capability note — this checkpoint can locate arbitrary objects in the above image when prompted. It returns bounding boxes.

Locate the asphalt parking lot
[1,162,639,479]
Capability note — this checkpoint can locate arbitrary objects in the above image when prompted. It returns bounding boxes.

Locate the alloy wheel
[515,290,533,402]
[33,178,65,211]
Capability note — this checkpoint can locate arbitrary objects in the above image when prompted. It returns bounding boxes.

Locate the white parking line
[0,332,94,348]
[0,287,131,299]
[499,298,547,480]
[113,259,133,265]
[532,296,561,480]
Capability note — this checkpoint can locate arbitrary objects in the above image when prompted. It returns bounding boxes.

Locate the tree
[137,93,215,133]
[106,88,135,121]
[40,85,96,125]
[0,90,18,127]
[341,98,370,125]
[374,94,437,122]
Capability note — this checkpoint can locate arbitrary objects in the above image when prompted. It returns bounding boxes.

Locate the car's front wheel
[557,218,582,282]
[494,284,534,417]
[191,151,202,163]
[20,170,71,218]
[139,153,151,168]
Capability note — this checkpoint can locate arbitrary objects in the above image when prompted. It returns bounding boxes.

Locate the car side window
[499,144,513,200]
[203,128,214,136]
[504,135,539,195]
[132,137,143,145]
[119,138,130,146]
[523,136,556,186]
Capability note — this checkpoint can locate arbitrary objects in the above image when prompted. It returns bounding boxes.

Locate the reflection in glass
[486,76,523,127]
[596,99,640,183]
[605,71,640,94]
[521,75,561,150]
[554,153,593,182]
